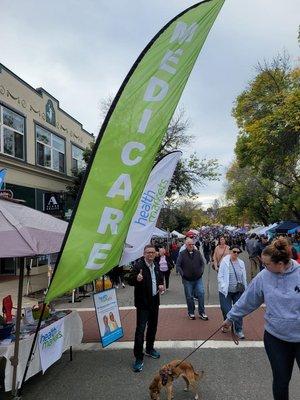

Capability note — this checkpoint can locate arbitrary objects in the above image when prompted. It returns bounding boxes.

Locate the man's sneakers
[132,350,160,372]
[145,349,160,359]
[199,313,209,321]
[132,359,144,372]
[188,313,196,320]
[235,330,245,339]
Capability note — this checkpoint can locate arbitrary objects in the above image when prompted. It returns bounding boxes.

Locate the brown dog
[149,359,204,400]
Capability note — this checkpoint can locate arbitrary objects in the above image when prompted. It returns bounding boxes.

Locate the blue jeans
[264,330,300,400]
[182,278,205,315]
[219,291,243,332]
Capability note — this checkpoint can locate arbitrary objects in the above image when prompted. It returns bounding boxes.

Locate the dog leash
[174,324,239,368]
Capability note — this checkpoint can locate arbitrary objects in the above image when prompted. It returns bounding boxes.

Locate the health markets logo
[100,293,113,303]
[134,178,168,227]
[40,326,63,349]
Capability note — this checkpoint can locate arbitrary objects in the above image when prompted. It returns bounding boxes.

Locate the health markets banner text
[120,151,181,265]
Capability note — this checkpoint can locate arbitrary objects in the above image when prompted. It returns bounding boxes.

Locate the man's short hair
[144,244,155,252]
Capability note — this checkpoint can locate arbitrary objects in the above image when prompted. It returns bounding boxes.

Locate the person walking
[155,247,174,293]
[218,245,247,339]
[222,237,300,400]
[176,238,208,320]
[257,235,270,271]
[246,233,260,279]
[170,241,179,264]
[213,236,230,272]
[202,237,211,264]
[128,244,164,373]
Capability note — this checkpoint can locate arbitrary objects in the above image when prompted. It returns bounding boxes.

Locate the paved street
[2,252,300,399]
[19,348,300,400]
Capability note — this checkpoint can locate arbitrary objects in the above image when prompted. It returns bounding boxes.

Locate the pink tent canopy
[0,198,67,257]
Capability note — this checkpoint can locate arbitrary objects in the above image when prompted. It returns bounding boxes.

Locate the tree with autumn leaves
[226,55,300,224]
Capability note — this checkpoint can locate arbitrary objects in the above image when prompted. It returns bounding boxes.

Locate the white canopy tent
[171,230,185,239]
[0,198,67,396]
[260,223,278,235]
[224,225,236,231]
[248,226,264,235]
[248,223,278,236]
[152,227,168,238]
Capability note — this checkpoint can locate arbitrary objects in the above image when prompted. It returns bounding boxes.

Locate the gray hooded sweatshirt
[227,260,300,342]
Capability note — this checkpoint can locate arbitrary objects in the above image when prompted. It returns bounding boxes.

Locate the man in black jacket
[176,238,208,321]
[128,244,164,372]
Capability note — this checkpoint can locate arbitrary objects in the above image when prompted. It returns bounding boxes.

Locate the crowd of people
[125,228,299,400]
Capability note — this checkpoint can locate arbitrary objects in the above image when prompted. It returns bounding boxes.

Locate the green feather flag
[45,0,224,303]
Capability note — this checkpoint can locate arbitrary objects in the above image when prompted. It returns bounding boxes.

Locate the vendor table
[0,310,83,392]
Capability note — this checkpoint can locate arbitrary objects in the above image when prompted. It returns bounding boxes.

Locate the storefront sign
[93,288,123,348]
[43,193,62,213]
[38,318,65,373]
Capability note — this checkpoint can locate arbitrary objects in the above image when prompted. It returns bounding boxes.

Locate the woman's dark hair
[262,237,291,264]
[218,236,226,245]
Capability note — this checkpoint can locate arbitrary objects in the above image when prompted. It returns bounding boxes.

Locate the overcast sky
[2,0,299,207]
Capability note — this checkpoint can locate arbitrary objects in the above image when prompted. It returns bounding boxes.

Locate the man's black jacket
[128,258,163,309]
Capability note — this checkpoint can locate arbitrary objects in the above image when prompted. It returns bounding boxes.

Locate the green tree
[226,161,276,224]
[159,200,210,232]
[229,54,300,222]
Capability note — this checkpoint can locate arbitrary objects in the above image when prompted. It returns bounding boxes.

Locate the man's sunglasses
[232,250,240,254]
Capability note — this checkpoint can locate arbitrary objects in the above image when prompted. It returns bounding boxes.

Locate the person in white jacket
[218,245,247,339]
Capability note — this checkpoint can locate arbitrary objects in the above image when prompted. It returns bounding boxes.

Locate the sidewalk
[53,252,266,344]
[79,306,265,343]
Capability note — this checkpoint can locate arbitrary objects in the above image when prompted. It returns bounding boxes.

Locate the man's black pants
[133,305,159,361]
[264,330,300,400]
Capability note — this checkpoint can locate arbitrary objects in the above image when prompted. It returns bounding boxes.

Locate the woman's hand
[222,319,232,330]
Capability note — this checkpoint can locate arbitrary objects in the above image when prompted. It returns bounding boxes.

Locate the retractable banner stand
[45,0,224,303]
[120,151,181,266]
[93,288,123,347]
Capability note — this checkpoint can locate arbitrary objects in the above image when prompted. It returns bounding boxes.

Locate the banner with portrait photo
[93,288,123,347]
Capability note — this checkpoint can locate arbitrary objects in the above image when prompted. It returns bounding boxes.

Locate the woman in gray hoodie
[223,237,300,400]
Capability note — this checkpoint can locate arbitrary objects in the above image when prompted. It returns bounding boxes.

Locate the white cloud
[1,0,299,205]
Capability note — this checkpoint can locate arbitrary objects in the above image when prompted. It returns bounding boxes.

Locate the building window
[71,145,85,174]
[0,106,25,160]
[36,125,65,173]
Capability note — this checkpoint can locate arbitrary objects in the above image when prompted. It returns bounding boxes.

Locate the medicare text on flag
[45,0,224,303]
